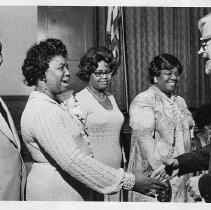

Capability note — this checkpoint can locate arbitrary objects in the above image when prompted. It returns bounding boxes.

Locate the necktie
[0,101,11,130]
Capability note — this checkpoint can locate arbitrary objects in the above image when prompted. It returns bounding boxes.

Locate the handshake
[132,158,180,202]
[133,158,203,202]
[150,158,203,202]
[132,168,171,202]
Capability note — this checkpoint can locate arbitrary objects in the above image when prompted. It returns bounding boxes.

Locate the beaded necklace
[87,87,106,102]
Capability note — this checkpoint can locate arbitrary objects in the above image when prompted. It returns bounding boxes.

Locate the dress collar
[152,85,177,102]
[29,91,59,105]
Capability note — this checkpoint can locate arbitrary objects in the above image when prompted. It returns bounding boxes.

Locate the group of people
[0,12,211,202]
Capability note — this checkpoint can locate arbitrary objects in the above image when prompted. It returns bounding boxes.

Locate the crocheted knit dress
[76,88,124,201]
[21,91,133,201]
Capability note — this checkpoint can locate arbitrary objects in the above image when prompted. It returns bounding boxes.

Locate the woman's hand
[157,179,172,202]
[133,170,168,195]
[150,159,179,181]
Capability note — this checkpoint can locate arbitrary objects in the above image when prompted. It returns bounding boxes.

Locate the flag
[106,6,122,63]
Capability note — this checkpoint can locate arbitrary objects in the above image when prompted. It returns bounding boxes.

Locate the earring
[41,78,47,93]
[42,86,47,93]
[154,77,158,84]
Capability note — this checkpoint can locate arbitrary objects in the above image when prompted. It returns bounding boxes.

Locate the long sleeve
[129,96,163,171]
[176,144,210,176]
[22,100,134,195]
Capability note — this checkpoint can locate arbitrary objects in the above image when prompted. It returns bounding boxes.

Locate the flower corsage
[59,91,89,138]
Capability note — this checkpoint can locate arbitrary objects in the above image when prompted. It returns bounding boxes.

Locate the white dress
[21,91,133,201]
[76,88,124,201]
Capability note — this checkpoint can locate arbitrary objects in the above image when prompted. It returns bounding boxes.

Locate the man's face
[198,20,211,74]
[198,37,211,60]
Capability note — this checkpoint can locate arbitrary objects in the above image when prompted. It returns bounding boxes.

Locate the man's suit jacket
[0,97,26,200]
[176,144,210,175]
[176,144,211,202]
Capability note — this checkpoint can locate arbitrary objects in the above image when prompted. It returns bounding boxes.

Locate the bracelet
[123,173,135,191]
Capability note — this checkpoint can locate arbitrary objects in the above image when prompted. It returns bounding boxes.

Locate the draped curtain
[97,7,211,111]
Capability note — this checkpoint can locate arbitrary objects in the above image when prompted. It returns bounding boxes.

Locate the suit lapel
[0,112,16,144]
[0,97,19,149]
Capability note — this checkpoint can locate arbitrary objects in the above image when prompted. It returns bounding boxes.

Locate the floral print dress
[127,85,195,202]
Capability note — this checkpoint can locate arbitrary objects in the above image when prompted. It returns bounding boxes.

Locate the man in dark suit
[152,144,210,202]
[152,13,211,203]
[0,41,26,200]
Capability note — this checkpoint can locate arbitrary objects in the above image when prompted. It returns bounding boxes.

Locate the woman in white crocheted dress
[21,38,168,201]
[127,54,195,202]
[75,46,125,201]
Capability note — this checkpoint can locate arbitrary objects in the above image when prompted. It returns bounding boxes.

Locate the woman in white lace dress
[128,54,195,202]
[21,39,168,200]
[75,47,124,201]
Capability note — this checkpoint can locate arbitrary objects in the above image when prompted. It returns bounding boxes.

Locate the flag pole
[120,7,129,113]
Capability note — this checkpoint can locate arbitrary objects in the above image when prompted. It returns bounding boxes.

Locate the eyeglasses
[92,69,113,77]
[200,38,211,51]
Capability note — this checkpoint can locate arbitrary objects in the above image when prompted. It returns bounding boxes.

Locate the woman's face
[89,60,113,91]
[45,55,70,96]
[155,67,180,94]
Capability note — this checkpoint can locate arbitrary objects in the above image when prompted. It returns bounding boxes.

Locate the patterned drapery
[97,7,211,111]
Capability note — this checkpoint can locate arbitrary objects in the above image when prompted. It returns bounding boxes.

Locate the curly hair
[76,46,118,82]
[22,38,68,86]
[148,53,183,84]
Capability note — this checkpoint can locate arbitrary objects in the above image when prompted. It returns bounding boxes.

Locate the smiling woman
[127,53,195,202]
[151,54,183,98]
[20,39,168,201]
[75,46,125,201]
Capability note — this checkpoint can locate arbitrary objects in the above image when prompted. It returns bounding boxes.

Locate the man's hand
[133,170,168,195]
[187,176,202,202]
[150,159,179,181]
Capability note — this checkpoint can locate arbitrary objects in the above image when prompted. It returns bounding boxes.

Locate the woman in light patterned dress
[75,46,125,201]
[21,39,168,201]
[127,54,195,202]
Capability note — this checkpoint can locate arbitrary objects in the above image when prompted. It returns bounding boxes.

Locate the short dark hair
[22,38,68,86]
[77,46,118,82]
[148,53,183,84]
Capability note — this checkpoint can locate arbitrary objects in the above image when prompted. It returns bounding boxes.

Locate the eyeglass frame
[200,37,211,51]
[92,69,114,77]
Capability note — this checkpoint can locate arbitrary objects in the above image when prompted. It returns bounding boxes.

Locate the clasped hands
[151,159,179,182]
[133,168,172,201]
[150,159,203,202]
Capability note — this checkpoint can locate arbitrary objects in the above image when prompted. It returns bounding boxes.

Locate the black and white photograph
[0,0,211,209]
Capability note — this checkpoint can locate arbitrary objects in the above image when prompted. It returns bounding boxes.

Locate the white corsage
[63,94,83,117]
[60,91,89,138]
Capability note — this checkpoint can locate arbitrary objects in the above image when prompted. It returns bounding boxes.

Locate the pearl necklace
[87,87,106,102]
